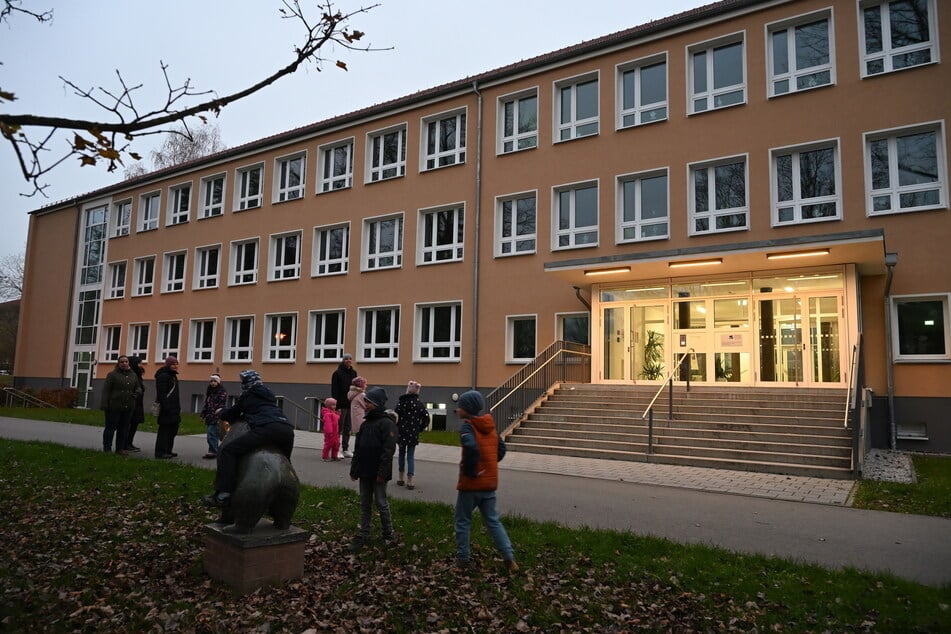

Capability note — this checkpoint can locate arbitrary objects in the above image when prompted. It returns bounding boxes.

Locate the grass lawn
[852,455,951,518]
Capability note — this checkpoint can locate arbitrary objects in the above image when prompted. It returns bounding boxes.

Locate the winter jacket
[321,407,340,437]
[200,384,228,425]
[219,383,289,429]
[349,408,397,481]
[331,362,357,410]
[130,367,145,426]
[153,366,181,425]
[348,386,367,433]
[457,412,506,492]
[100,367,142,412]
[395,393,430,447]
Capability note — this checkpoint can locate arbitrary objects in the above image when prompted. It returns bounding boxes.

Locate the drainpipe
[883,252,898,449]
[470,81,483,390]
[573,286,591,310]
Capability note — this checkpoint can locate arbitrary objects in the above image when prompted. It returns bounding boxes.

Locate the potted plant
[639,330,665,380]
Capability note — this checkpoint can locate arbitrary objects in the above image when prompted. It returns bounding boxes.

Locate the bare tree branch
[0,251,25,300]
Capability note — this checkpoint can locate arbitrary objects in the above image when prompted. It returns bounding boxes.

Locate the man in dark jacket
[331,353,357,458]
[153,356,181,459]
[349,386,398,549]
[100,355,142,454]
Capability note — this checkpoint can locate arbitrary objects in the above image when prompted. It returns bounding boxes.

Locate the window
[275,152,305,202]
[861,0,937,77]
[200,173,225,218]
[129,323,150,360]
[225,316,254,362]
[79,205,107,286]
[113,199,131,237]
[265,313,297,361]
[865,123,945,215]
[419,205,464,264]
[309,310,345,361]
[107,261,127,299]
[367,125,407,182]
[499,90,538,153]
[422,110,466,170]
[496,192,537,256]
[102,325,121,362]
[358,306,400,361]
[139,192,160,231]
[772,140,841,225]
[168,183,191,225]
[363,214,403,270]
[689,155,748,234]
[689,34,746,113]
[230,238,259,285]
[313,224,349,276]
[553,181,599,249]
[190,319,216,362]
[269,231,302,281]
[133,256,155,296]
[557,313,590,346]
[555,73,599,141]
[415,302,462,361]
[194,245,220,289]
[158,322,181,362]
[318,139,354,192]
[617,55,667,128]
[892,294,950,361]
[507,315,536,363]
[617,169,669,242]
[162,251,187,293]
[768,11,833,96]
[235,163,264,210]
[74,290,100,345]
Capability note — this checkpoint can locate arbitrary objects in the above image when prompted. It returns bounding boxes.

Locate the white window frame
[552,180,599,250]
[864,121,947,216]
[891,293,951,362]
[688,154,750,235]
[274,151,306,202]
[317,138,354,192]
[506,314,537,364]
[168,182,192,225]
[554,71,600,142]
[194,244,221,290]
[418,204,464,265]
[189,318,216,363]
[132,256,155,296]
[358,305,400,362]
[308,309,346,362]
[268,231,302,281]
[102,325,122,362]
[200,173,226,218]
[617,168,670,243]
[225,315,255,363]
[157,321,182,362]
[235,162,264,211]
[230,238,259,285]
[859,0,938,78]
[688,32,747,114]
[264,312,298,362]
[362,213,404,271]
[138,191,160,232]
[498,88,538,154]
[771,139,842,226]
[421,108,466,170]
[366,124,407,183]
[113,199,131,237]
[616,53,668,129]
[128,323,150,361]
[495,191,537,257]
[414,301,462,362]
[767,9,835,98]
[313,223,350,277]
[556,312,591,346]
[107,261,127,299]
[162,251,187,293]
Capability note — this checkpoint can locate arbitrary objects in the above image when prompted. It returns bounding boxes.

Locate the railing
[846,334,869,477]
[844,339,860,427]
[485,340,591,435]
[640,349,695,456]
[2,387,55,408]
[275,395,321,432]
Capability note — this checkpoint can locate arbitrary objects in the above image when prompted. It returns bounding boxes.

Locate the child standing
[348,376,368,439]
[200,374,228,459]
[395,380,429,490]
[321,397,341,461]
[349,387,398,551]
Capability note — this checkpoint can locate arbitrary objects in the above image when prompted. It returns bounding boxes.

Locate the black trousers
[339,408,352,452]
[154,422,180,457]
[214,422,295,494]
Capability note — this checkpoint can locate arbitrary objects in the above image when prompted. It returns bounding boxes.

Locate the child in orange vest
[322,397,341,461]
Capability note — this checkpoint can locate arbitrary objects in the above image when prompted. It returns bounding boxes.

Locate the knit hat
[406,380,421,395]
[457,390,485,416]
[239,369,262,390]
[209,374,221,383]
[164,355,179,366]
[352,376,367,389]
[324,397,337,409]
[364,386,388,409]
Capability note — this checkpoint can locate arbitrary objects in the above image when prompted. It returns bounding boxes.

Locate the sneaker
[125,446,141,453]
[503,559,519,573]
[349,537,368,553]
[322,458,329,462]
[156,454,174,460]
[202,453,217,460]
[202,492,231,508]
[454,558,473,570]
[116,450,132,456]
[169,453,178,458]
[384,533,400,546]
[343,451,353,458]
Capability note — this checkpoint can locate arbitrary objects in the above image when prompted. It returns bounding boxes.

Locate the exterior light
[668,258,723,269]
[584,266,631,276]
[766,249,830,260]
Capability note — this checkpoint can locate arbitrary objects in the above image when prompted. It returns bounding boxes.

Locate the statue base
[203,521,310,593]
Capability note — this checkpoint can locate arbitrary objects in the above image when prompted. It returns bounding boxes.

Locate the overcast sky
[0,0,710,262]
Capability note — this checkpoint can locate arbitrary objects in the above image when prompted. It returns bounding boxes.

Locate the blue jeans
[206,423,220,454]
[397,443,415,475]
[358,477,393,539]
[454,490,513,562]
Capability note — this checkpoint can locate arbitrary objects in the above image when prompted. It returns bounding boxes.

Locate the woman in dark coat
[153,356,182,459]
[125,355,146,452]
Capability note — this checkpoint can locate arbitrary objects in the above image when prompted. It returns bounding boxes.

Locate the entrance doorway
[758,294,842,384]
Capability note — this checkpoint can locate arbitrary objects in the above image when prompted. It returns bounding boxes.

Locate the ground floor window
[507,315,537,363]
[892,294,950,361]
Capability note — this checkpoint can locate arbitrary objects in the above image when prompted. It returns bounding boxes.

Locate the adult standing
[124,355,146,452]
[331,353,357,458]
[200,374,228,459]
[394,380,429,490]
[100,355,141,455]
[153,356,182,459]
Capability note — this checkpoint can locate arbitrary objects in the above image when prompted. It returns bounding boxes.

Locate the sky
[0,0,711,263]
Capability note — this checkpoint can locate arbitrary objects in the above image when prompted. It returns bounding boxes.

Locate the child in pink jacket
[321,398,341,461]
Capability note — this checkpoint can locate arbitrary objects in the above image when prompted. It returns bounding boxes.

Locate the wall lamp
[584,266,631,276]
[668,258,722,269]
[766,248,830,260]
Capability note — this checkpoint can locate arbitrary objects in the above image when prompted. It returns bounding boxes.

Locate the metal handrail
[488,348,592,415]
[844,338,861,427]
[275,394,321,431]
[640,348,695,420]
[2,387,55,408]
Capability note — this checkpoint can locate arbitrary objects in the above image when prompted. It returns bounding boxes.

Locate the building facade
[16,0,951,448]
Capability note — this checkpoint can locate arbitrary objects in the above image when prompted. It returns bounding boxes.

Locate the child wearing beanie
[200,374,228,459]
[321,398,341,461]
[349,387,399,550]
[348,376,368,442]
[394,381,429,489]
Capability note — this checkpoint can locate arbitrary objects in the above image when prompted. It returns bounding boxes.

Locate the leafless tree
[0,251,25,300]
[123,123,227,179]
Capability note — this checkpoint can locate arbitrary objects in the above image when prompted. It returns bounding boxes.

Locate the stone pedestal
[203,521,310,594]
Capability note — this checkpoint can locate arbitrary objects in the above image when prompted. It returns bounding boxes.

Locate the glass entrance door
[807,295,842,383]
[758,294,843,385]
[602,304,666,382]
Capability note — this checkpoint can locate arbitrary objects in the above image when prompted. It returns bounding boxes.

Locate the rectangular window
[265,313,297,361]
[139,192,160,231]
[363,214,403,271]
[318,139,354,192]
[553,181,599,249]
[158,321,181,362]
[162,251,186,293]
[419,205,464,264]
[496,192,537,256]
[113,199,131,237]
[359,306,400,361]
[200,174,225,218]
[556,73,599,141]
[416,302,462,361]
[557,313,590,346]
[861,0,936,77]
[230,239,259,285]
[772,140,841,225]
[74,290,100,345]
[507,315,536,363]
[313,224,349,276]
[235,163,264,210]
[768,12,833,96]
[618,55,667,128]
[133,256,155,296]
[689,35,746,113]
[269,231,301,280]
[194,245,220,290]
[102,325,121,362]
[129,323,150,361]
[80,205,107,286]
[865,123,945,215]
[190,319,216,362]
[308,309,345,362]
[892,294,950,361]
[617,169,669,242]
[168,183,191,225]
[107,261,127,299]
[225,316,254,362]
[423,110,466,170]
[367,125,407,182]
[689,155,748,234]
[499,90,538,153]
[275,152,305,202]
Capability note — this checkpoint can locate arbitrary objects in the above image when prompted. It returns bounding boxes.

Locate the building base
[203,521,309,594]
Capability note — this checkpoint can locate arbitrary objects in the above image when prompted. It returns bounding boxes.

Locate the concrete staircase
[503,383,854,479]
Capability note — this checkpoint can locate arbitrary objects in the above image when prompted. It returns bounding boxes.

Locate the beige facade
[16,0,951,446]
